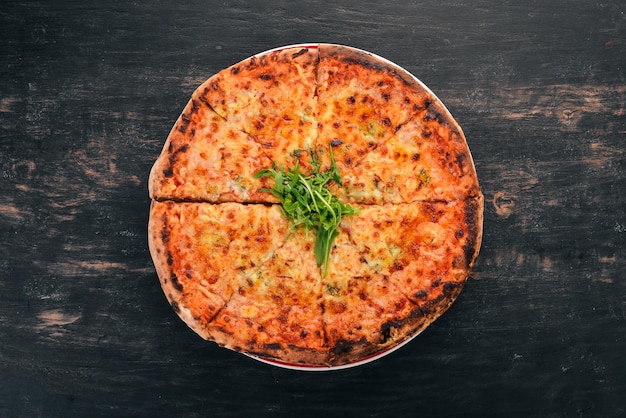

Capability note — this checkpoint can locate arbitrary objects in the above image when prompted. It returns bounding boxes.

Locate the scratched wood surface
[1,0,625,417]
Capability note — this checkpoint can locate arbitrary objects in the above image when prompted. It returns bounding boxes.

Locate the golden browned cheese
[196,46,319,169]
[148,99,275,203]
[148,44,484,367]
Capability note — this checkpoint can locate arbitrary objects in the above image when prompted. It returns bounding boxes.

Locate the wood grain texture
[1,0,625,417]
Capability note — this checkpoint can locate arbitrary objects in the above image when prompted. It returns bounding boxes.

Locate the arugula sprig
[254,147,359,277]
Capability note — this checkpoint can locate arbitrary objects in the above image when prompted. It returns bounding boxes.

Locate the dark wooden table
[1,1,625,416]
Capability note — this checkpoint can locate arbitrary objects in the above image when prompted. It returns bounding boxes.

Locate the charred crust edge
[170,273,183,292]
[322,45,419,89]
[462,196,484,268]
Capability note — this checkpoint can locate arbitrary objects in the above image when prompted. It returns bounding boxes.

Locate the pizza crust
[148,44,484,367]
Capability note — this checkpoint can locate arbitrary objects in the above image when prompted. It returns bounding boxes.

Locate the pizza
[148,44,483,367]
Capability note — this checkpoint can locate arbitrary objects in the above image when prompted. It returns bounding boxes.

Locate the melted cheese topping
[198,47,319,169]
[207,229,326,353]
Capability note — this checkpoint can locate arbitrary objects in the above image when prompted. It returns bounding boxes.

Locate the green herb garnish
[254,147,359,277]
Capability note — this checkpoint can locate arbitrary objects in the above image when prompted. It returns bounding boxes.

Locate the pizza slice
[339,199,482,313]
[390,100,481,202]
[316,44,432,137]
[315,44,437,203]
[385,197,483,315]
[148,201,290,341]
[205,229,328,365]
[196,45,319,168]
[321,226,427,365]
[328,100,481,205]
[148,97,277,203]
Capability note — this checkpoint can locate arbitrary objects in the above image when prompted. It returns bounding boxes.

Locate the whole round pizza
[148,44,483,368]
